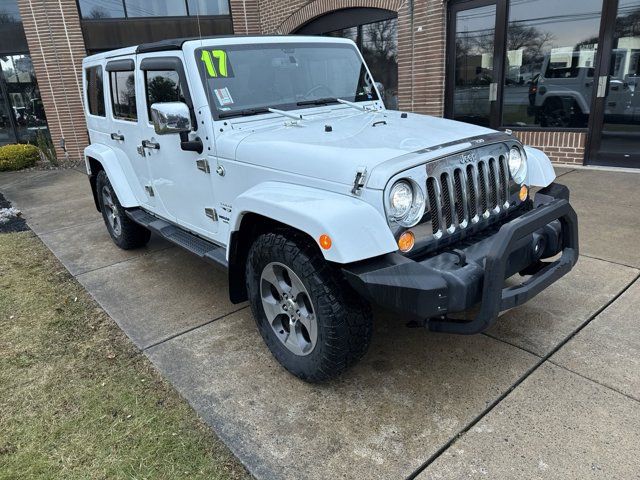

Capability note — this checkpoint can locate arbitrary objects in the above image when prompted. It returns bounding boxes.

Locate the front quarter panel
[230,182,398,264]
[524,146,557,188]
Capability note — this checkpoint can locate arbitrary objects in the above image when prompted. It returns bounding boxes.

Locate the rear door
[137,52,218,235]
[103,56,155,209]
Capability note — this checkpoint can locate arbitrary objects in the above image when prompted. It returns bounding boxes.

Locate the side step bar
[126,208,228,268]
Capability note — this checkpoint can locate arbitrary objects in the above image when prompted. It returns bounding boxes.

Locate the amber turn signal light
[519,185,529,201]
[398,231,415,253]
[319,234,332,250]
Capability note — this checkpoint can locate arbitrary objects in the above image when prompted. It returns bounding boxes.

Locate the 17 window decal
[200,49,233,78]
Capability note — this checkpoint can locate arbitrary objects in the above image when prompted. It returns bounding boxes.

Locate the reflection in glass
[0,54,49,143]
[197,44,378,116]
[361,19,398,109]
[599,0,640,158]
[124,0,187,18]
[86,66,105,116]
[325,19,398,109]
[453,4,496,127]
[109,71,137,120]
[0,0,20,23]
[502,0,604,128]
[145,70,185,118]
[187,0,229,16]
[0,88,16,145]
[77,0,125,19]
[78,0,231,19]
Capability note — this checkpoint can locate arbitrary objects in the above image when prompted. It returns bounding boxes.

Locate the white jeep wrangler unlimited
[82,36,579,382]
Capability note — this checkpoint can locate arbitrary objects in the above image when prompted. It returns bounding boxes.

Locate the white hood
[215,107,495,188]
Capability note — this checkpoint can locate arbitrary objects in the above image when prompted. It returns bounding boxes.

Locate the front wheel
[246,231,373,382]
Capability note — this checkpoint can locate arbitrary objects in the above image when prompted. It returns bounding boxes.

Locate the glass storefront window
[326,18,398,109]
[125,0,187,18]
[0,0,20,23]
[187,0,229,16]
[595,0,640,161]
[452,4,497,127]
[502,0,604,128]
[0,54,49,144]
[78,0,231,19]
[77,0,125,19]
[0,88,16,145]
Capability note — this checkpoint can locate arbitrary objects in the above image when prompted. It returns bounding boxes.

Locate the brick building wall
[515,131,587,165]
[229,0,262,34]
[17,0,88,165]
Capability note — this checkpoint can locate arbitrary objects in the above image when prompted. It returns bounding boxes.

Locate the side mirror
[150,102,191,135]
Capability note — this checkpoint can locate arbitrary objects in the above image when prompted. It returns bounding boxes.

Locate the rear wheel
[246,231,373,382]
[540,98,580,127]
[96,170,150,250]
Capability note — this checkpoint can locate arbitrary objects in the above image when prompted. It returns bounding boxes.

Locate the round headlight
[508,147,528,184]
[388,180,426,227]
[389,181,413,219]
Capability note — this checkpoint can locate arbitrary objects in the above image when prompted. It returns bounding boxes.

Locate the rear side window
[144,70,185,120]
[85,66,105,117]
[109,70,137,121]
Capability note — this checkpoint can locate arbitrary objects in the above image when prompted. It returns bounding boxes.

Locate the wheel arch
[84,144,139,211]
[226,182,398,303]
[227,213,312,303]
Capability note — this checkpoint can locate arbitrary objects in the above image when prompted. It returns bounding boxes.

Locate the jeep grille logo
[459,152,478,164]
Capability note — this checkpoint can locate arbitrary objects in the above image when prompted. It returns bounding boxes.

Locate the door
[446,0,506,128]
[104,57,155,209]
[138,54,218,236]
[588,0,640,167]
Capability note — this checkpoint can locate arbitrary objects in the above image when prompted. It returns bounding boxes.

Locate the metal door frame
[586,0,640,167]
[445,0,508,129]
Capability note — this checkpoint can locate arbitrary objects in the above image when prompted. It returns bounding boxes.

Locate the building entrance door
[446,0,506,128]
[588,0,640,167]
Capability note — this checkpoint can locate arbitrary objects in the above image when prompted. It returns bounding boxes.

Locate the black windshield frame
[195,42,379,120]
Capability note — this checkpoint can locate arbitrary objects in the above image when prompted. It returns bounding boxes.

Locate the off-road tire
[246,231,373,382]
[96,170,150,250]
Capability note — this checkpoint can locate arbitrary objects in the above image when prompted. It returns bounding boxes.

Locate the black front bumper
[343,183,579,335]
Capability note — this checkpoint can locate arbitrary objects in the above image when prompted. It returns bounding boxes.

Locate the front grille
[424,151,511,240]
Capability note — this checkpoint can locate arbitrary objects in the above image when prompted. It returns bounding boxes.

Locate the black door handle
[142,139,160,150]
[110,132,124,141]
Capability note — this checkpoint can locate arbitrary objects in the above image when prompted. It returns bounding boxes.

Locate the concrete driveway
[2,166,639,479]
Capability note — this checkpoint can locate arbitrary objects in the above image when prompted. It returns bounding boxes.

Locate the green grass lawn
[0,231,249,479]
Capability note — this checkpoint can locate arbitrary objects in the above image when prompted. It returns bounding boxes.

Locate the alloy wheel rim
[101,186,121,237]
[260,262,317,356]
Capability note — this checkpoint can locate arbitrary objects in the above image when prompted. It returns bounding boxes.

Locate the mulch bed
[0,191,29,233]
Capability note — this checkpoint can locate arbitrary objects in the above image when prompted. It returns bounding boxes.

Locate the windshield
[195,42,378,118]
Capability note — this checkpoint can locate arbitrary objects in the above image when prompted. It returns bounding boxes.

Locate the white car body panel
[84,143,140,208]
[231,182,397,263]
[524,146,557,187]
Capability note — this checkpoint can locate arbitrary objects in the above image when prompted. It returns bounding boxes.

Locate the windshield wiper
[296,97,340,106]
[218,107,270,119]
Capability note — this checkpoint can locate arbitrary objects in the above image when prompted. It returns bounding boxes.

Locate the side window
[109,70,137,121]
[86,66,105,117]
[144,70,184,120]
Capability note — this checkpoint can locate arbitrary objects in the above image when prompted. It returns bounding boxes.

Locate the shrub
[0,144,41,171]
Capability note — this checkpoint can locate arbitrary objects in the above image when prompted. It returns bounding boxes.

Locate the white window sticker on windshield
[214,87,234,106]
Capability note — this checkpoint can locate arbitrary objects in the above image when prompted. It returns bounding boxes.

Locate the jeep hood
[216,108,495,188]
